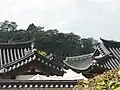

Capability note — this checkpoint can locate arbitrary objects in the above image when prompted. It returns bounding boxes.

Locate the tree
[0,20,95,61]
[0,20,18,42]
[26,23,44,40]
[35,31,94,60]
[0,20,17,32]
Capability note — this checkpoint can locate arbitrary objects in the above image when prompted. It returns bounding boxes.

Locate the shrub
[75,68,120,90]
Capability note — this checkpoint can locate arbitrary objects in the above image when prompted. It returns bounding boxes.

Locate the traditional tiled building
[1,38,120,88]
[0,40,67,79]
[0,40,77,88]
[64,38,120,78]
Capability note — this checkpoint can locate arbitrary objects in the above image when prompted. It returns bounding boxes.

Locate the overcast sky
[0,0,120,41]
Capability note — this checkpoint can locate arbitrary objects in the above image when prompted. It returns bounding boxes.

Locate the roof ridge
[0,39,35,46]
[100,38,120,44]
[66,53,93,59]
[100,38,120,49]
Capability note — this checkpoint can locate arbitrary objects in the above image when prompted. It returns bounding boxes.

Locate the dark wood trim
[0,80,77,88]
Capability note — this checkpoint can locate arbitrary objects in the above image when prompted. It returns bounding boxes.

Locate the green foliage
[76,68,120,90]
[0,20,17,32]
[0,20,95,61]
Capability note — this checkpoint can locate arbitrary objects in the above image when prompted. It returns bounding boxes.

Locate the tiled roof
[0,80,77,88]
[64,38,120,73]
[99,38,120,69]
[64,53,94,72]
[0,41,33,68]
[0,40,65,76]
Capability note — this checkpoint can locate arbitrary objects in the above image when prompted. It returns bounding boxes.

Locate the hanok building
[1,38,120,88]
[0,40,67,79]
[0,40,78,88]
[64,38,120,78]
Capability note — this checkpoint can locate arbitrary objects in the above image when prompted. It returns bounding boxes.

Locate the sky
[0,0,120,41]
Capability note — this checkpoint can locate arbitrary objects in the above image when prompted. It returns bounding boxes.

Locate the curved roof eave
[63,60,93,72]
[63,53,94,72]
